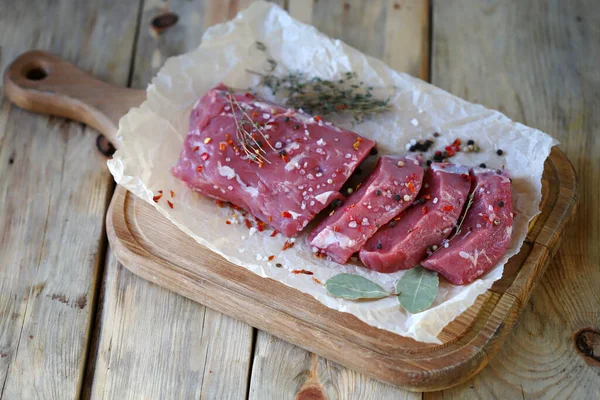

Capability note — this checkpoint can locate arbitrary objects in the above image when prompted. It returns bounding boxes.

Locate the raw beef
[422,168,513,285]
[360,163,471,273]
[309,155,424,264]
[172,84,376,237]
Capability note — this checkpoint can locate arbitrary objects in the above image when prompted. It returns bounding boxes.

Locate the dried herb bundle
[249,41,393,121]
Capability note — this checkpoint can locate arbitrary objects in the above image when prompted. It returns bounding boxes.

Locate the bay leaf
[325,273,388,300]
[396,266,439,313]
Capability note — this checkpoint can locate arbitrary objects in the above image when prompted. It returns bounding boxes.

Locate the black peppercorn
[467,140,474,145]
[394,194,401,201]
[426,160,432,166]
[479,163,487,168]
[498,200,505,207]
[332,199,343,208]
[375,190,382,196]
[496,149,504,155]
[376,243,382,249]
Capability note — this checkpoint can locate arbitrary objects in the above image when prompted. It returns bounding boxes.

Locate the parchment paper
[108,1,557,344]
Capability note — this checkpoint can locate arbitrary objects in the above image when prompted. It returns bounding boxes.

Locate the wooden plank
[88,1,282,398]
[248,1,427,397]
[89,250,254,399]
[428,1,600,398]
[249,332,418,399]
[0,1,140,399]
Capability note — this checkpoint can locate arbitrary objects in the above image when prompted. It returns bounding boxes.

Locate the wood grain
[427,0,600,398]
[0,0,140,399]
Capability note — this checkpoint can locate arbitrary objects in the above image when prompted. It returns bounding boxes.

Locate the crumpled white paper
[108,1,557,344]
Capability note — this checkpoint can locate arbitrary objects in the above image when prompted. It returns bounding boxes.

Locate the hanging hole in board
[25,66,48,81]
[96,134,116,157]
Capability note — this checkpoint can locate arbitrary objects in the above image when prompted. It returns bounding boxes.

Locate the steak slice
[309,155,424,264]
[422,168,513,285]
[172,84,376,237]
[359,163,471,273]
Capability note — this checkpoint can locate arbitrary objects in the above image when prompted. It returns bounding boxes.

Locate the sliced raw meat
[422,168,513,285]
[309,155,424,264]
[360,163,471,273]
[172,84,376,237]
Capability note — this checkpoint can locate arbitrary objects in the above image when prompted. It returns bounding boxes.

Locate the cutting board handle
[3,50,146,148]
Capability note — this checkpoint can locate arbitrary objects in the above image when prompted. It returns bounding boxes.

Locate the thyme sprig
[249,41,393,121]
[226,90,275,165]
[452,189,476,239]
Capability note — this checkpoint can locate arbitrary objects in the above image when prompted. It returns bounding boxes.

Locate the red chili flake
[443,205,454,212]
[460,173,471,180]
[216,200,225,207]
[225,134,231,139]
[292,269,313,275]
[270,230,278,237]
[192,146,200,152]
[333,226,340,232]
[251,111,259,117]
[452,138,462,147]
[447,148,455,157]
[242,211,248,216]
[282,241,294,250]
[281,211,292,218]
[258,162,264,168]
[245,92,255,99]
[314,115,322,122]
[482,214,492,224]
[225,220,231,225]
[407,181,416,193]
[312,277,322,284]
[355,183,362,190]
[315,250,326,258]
[257,221,265,232]
[219,143,227,151]
[281,155,289,162]
[335,104,348,110]
[226,139,234,146]
[153,193,163,202]
[422,206,428,215]
[343,204,356,212]
[196,165,203,173]
[268,255,275,261]
[170,190,175,198]
[231,204,242,211]
[201,152,210,161]
[422,194,431,200]
[167,200,174,209]
[244,219,252,229]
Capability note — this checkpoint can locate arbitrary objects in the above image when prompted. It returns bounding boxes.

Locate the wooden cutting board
[3,51,578,392]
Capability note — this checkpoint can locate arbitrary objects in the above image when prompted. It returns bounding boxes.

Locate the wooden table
[1,1,598,398]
